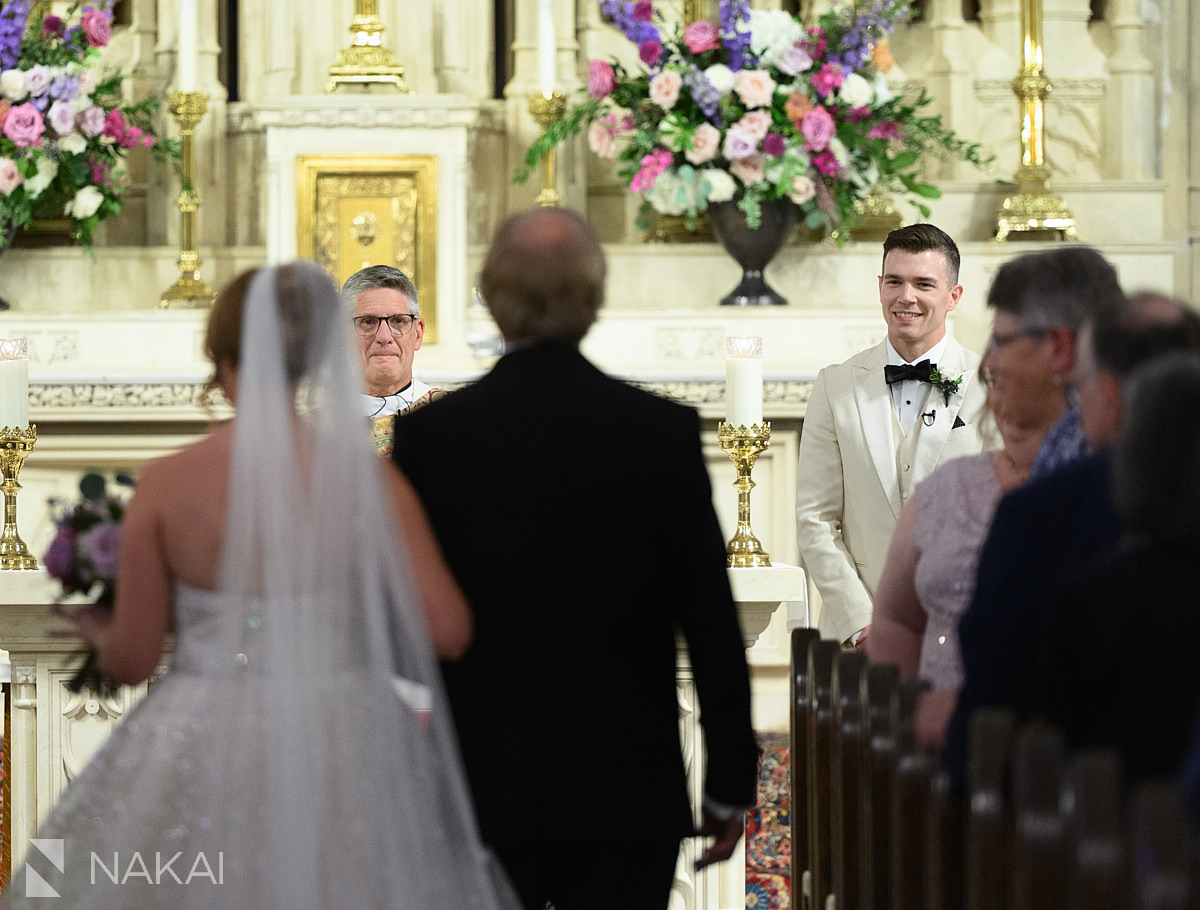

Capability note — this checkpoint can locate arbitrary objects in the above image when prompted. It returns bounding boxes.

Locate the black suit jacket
[1036,539,1200,784]
[393,341,758,846]
[944,452,1123,777]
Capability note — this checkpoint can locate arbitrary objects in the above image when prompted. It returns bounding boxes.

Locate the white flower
[746,9,805,70]
[701,169,737,203]
[58,132,87,154]
[64,185,105,220]
[829,137,850,167]
[24,156,58,199]
[839,73,874,108]
[47,100,77,135]
[872,72,893,105]
[704,64,736,95]
[78,69,100,96]
[0,69,28,101]
[645,170,696,216]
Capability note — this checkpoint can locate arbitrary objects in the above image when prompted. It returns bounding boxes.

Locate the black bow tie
[884,360,935,385]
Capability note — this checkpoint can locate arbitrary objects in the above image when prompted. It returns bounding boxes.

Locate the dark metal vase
[709,199,798,307]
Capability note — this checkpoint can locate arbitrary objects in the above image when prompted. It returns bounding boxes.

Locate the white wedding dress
[3,264,516,909]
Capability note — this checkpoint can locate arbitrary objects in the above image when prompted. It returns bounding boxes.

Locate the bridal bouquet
[0,0,177,249]
[517,0,990,236]
[43,471,133,694]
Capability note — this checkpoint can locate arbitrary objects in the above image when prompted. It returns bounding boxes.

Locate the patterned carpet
[745,732,790,909]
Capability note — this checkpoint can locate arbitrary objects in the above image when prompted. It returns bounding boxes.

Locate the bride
[4,263,516,908]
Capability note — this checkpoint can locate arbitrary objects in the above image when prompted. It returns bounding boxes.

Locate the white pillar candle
[725,336,763,427]
[0,338,29,430]
[178,0,198,90]
[537,0,555,97]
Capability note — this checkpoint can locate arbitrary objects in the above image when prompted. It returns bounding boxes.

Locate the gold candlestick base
[160,92,216,309]
[325,0,410,94]
[527,92,567,207]
[718,421,772,568]
[1,425,38,571]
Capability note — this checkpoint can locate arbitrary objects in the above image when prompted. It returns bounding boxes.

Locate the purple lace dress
[911,454,1002,689]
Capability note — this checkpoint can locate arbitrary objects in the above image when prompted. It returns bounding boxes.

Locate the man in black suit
[393,208,758,910]
[943,294,1200,776]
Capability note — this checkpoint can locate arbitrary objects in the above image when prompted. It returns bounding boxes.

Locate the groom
[393,208,758,910]
[795,224,988,647]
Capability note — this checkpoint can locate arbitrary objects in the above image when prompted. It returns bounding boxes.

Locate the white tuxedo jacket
[795,338,987,642]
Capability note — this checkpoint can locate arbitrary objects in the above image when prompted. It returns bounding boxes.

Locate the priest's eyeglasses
[353,314,416,337]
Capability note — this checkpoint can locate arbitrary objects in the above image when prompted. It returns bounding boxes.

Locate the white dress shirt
[886,335,949,436]
[361,377,432,418]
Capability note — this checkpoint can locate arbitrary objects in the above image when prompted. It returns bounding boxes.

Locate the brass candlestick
[0,426,38,570]
[527,92,567,207]
[994,0,1077,241]
[718,421,772,568]
[325,0,410,94]
[160,91,216,308]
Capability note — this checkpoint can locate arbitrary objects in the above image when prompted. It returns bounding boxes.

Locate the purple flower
[0,0,29,72]
[79,521,121,582]
[763,133,786,157]
[599,0,661,48]
[719,0,752,71]
[49,73,80,101]
[631,0,653,21]
[683,68,722,123]
[42,13,64,37]
[43,526,78,583]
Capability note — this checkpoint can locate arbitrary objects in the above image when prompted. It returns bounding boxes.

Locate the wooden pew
[862,663,899,910]
[807,640,840,910]
[889,678,931,910]
[831,649,868,910]
[1066,749,1125,910]
[791,628,821,910]
[1130,782,1192,910]
[1011,722,1067,910]
[965,707,1015,910]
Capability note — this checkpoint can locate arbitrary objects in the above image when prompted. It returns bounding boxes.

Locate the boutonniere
[927,367,962,406]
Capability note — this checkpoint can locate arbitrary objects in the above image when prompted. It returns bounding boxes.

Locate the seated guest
[866,260,1070,743]
[943,293,1200,773]
[340,265,446,455]
[1036,353,1200,783]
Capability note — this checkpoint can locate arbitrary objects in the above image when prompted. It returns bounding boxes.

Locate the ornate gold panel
[296,156,439,343]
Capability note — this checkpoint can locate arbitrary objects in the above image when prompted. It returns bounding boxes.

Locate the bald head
[480,208,607,346]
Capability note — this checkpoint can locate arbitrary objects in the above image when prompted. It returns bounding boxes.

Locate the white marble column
[922,0,975,180]
[1104,0,1155,180]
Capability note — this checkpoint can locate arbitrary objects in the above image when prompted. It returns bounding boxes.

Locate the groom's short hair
[882,223,961,286]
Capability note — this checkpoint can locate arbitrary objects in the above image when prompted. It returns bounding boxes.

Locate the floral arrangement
[43,471,132,694]
[0,0,177,250]
[517,0,991,237]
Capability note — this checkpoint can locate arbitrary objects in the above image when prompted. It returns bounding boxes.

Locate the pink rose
[763,133,786,157]
[81,8,113,48]
[801,106,835,152]
[683,20,720,54]
[587,60,616,99]
[788,175,816,205]
[3,103,45,148]
[632,1,654,22]
[639,40,663,66]
[0,156,23,196]
[47,99,76,135]
[776,44,813,76]
[812,62,844,97]
[730,154,765,186]
[588,120,617,159]
[736,110,771,141]
[79,105,105,137]
[722,126,757,160]
[648,70,682,110]
[120,125,144,148]
[733,69,776,109]
[685,122,720,165]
